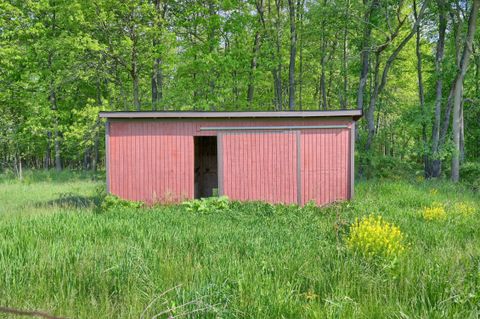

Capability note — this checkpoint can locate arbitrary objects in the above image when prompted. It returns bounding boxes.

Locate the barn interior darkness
[194,136,218,198]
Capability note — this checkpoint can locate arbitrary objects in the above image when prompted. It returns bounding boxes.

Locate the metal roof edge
[99,110,363,121]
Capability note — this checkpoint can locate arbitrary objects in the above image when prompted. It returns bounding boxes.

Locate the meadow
[0,171,479,318]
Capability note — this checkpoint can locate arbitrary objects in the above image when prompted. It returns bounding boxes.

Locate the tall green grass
[0,172,479,318]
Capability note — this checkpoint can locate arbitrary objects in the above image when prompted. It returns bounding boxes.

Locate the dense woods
[1,0,479,182]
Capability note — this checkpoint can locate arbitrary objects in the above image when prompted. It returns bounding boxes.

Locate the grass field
[0,171,479,318]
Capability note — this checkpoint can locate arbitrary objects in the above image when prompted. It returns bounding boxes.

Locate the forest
[1,0,479,183]
[2,2,480,318]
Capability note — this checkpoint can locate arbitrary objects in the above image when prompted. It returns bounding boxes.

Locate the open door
[194,136,218,198]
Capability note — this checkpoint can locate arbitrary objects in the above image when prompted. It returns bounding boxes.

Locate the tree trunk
[45,131,51,169]
[437,8,468,171]
[274,0,283,111]
[247,31,261,106]
[414,0,427,176]
[119,77,127,111]
[429,0,447,178]
[83,147,90,170]
[288,0,297,110]
[298,32,303,110]
[273,69,282,111]
[297,0,304,110]
[365,53,380,151]
[92,79,102,172]
[49,88,62,172]
[460,100,465,163]
[364,0,427,152]
[54,119,61,171]
[92,131,99,173]
[132,55,140,111]
[46,9,61,171]
[15,151,22,180]
[152,0,166,111]
[356,0,379,111]
[326,36,338,109]
[208,0,216,110]
[130,19,140,111]
[193,52,198,109]
[341,0,349,109]
[451,0,479,182]
[320,55,327,109]
[151,58,163,110]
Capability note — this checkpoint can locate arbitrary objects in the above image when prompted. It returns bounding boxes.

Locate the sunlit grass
[0,171,479,318]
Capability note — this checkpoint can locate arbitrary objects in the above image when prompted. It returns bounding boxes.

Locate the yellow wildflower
[454,202,476,217]
[347,215,405,258]
[422,202,446,221]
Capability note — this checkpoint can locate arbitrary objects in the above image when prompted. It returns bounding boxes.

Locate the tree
[428,0,447,178]
[1,0,480,179]
[287,0,297,110]
[364,0,428,152]
[451,0,479,182]
[414,0,427,175]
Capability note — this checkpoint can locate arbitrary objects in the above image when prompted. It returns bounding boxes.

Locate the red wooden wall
[107,118,353,205]
[222,131,298,204]
[300,128,350,205]
[108,122,194,203]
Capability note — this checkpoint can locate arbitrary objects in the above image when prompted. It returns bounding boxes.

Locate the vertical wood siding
[107,118,353,205]
[109,121,193,203]
[222,131,298,204]
[300,128,350,205]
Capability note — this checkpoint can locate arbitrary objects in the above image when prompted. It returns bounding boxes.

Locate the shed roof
[99,110,363,120]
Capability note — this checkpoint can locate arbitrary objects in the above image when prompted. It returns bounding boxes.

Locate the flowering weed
[347,215,406,258]
[453,202,476,218]
[422,202,447,221]
[422,201,476,221]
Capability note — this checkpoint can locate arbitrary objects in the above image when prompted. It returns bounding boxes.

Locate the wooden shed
[99,110,362,206]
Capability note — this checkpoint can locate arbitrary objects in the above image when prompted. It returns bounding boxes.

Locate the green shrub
[460,162,480,191]
[182,196,230,214]
[99,194,143,212]
[359,155,415,180]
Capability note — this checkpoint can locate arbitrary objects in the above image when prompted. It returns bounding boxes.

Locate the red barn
[99,110,362,206]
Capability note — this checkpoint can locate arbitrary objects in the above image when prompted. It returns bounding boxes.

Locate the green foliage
[99,194,143,212]
[1,0,480,179]
[460,162,480,191]
[359,155,415,180]
[182,196,230,214]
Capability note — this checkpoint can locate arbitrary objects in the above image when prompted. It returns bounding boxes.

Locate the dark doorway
[194,136,218,198]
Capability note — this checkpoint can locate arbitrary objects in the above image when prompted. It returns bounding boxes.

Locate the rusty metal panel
[221,131,298,204]
[300,128,350,206]
[108,121,194,203]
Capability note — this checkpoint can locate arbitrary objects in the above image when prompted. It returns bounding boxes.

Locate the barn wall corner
[105,120,110,194]
[350,121,355,199]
